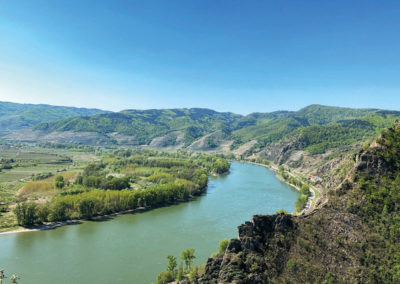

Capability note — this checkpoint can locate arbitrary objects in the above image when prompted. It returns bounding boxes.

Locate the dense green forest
[13,149,230,226]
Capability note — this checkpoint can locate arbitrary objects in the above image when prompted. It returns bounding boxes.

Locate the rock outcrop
[197,128,400,283]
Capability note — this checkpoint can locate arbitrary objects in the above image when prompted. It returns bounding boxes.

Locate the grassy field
[0,145,99,232]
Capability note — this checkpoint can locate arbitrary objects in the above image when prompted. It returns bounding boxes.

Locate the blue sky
[0,0,399,114]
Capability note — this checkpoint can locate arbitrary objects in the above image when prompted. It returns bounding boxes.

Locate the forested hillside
[0,101,107,131]
[22,105,399,152]
[4,104,400,165]
[195,122,400,283]
[34,108,240,145]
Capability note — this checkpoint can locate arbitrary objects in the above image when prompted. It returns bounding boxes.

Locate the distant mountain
[34,108,241,145]
[0,101,108,131]
[5,104,400,158]
[228,105,400,154]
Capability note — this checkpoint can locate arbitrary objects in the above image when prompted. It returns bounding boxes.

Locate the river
[0,162,299,283]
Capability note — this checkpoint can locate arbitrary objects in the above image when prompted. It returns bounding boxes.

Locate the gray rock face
[198,214,295,284]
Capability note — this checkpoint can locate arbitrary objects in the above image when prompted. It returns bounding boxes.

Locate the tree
[167,255,177,275]
[212,158,230,174]
[14,202,37,226]
[218,239,229,254]
[36,204,50,223]
[49,200,69,221]
[55,175,65,189]
[181,248,195,272]
[78,197,98,219]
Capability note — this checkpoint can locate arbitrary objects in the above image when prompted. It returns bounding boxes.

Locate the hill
[4,105,400,166]
[197,122,400,283]
[26,105,398,147]
[0,101,107,131]
[33,108,241,145]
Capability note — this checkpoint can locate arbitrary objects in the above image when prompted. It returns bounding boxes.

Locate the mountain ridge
[0,101,108,131]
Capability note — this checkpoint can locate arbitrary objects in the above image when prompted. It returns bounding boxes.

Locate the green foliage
[212,158,230,174]
[167,255,177,274]
[27,104,400,153]
[206,137,217,148]
[0,159,14,171]
[300,184,310,195]
[157,249,196,283]
[181,248,196,272]
[55,175,65,189]
[295,194,308,212]
[36,108,241,145]
[12,150,230,226]
[32,172,53,181]
[218,239,229,254]
[78,197,98,219]
[13,201,37,226]
[0,101,106,131]
[156,271,174,284]
[189,266,198,282]
[177,262,184,281]
[293,120,376,154]
[376,122,400,170]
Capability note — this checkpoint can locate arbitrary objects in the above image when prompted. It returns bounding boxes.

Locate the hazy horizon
[2,99,398,116]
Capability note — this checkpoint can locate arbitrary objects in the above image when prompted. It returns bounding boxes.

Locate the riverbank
[0,186,213,235]
[0,206,157,235]
[241,160,318,214]
[0,161,296,235]
[0,162,300,284]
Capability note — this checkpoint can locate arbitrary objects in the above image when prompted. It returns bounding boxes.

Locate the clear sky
[0,0,399,114]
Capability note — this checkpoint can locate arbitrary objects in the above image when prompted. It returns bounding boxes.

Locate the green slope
[231,105,397,151]
[32,105,400,152]
[0,101,107,130]
[35,108,241,145]
[198,123,400,283]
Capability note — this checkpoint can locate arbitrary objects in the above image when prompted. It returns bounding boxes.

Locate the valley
[1,102,400,283]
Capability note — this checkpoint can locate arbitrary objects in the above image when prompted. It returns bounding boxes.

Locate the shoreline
[0,162,311,236]
[240,160,317,214]
[0,183,213,235]
[0,206,156,235]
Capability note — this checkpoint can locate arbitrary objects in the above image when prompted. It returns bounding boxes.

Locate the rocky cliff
[196,123,400,283]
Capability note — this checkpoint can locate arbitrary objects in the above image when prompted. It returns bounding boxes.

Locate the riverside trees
[13,150,230,226]
[156,249,197,284]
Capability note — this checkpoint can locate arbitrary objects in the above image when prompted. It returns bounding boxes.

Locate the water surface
[0,162,299,283]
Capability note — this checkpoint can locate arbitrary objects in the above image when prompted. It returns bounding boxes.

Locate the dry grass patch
[17,181,58,197]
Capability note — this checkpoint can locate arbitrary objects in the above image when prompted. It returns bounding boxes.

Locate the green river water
[0,162,299,283]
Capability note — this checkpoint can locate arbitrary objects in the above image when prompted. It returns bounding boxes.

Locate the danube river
[0,162,299,283]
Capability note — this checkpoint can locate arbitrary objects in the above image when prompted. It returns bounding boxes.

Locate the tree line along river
[0,162,300,284]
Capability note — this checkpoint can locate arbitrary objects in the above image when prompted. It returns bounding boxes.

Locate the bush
[218,239,229,254]
[156,271,174,284]
[55,176,65,189]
